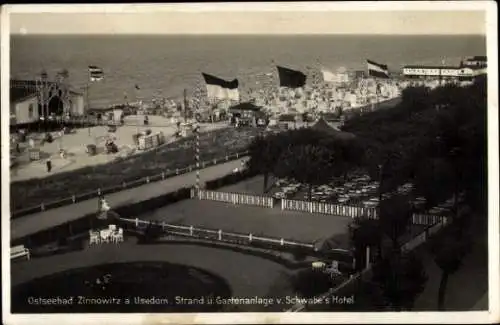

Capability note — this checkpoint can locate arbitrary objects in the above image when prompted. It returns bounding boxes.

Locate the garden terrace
[341,80,487,211]
[11,126,265,211]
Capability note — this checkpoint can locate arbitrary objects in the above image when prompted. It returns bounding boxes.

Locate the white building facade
[10,94,40,125]
[402,65,487,80]
[10,79,85,126]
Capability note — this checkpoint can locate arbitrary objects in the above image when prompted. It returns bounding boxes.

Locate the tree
[348,217,382,271]
[291,268,333,298]
[246,134,284,193]
[371,252,428,311]
[274,144,334,201]
[413,157,455,209]
[401,85,433,117]
[430,231,468,310]
[318,135,363,181]
[378,194,413,253]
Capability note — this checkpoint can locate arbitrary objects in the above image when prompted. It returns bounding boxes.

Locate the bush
[205,169,257,190]
[114,188,191,218]
[292,269,334,298]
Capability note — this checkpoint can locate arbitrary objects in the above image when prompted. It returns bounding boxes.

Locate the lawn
[11,261,231,313]
[11,241,298,312]
[10,127,265,211]
[141,175,352,247]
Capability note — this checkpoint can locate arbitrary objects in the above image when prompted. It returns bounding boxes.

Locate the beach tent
[228,102,262,113]
[312,117,356,141]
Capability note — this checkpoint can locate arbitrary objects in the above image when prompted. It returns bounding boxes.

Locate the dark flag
[277,66,307,88]
[57,68,69,79]
[202,73,239,101]
[366,60,390,79]
[88,65,104,82]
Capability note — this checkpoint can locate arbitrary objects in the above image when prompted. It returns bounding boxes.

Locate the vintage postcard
[1,2,498,324]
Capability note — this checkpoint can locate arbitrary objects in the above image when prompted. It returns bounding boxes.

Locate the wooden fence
[281,199,378,219]
[281,198,446,226]
[197,189,274,208]
[12,150,249,218]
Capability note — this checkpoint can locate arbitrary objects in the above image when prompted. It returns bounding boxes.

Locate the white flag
[321,69,337,83]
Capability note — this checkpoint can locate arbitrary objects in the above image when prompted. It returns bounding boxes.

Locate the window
[28,103,34,118]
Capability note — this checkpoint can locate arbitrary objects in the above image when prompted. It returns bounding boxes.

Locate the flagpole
[86,72,91,136]
[439,58,444,86]
[183,88,188,123]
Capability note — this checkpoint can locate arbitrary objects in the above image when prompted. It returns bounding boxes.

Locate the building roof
[402,65,460,70]
[10,79,84,102]
[10,87,37,103]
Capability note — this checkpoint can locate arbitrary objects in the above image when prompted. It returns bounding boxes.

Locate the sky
[5,3,489,36]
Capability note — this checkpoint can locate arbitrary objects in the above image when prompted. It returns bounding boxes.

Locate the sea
[10,34,486,108]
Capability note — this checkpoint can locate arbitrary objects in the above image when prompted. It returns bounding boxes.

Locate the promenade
[11,158,248,241]
[413,216,488,311]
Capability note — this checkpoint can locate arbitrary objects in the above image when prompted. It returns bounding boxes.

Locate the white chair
[115,228,124,243]
[89,230,100,246]
[11,245,30,260]
[100,230,111,243]
[109,224,117,232]
[111,228,124,243]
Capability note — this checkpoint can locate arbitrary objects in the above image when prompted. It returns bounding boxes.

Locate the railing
[401,217,448,252]
[120,217,314,250]
[411,213,447,226]
[12,150,249,218]
[197,189,274,208]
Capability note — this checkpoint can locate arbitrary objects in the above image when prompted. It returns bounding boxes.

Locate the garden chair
[11,245,30,260]
[100,230,111,244]
[89,230,100,246]
[112,228,124,243]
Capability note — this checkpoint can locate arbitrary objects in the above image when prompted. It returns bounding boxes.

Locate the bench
[11,245,30,260]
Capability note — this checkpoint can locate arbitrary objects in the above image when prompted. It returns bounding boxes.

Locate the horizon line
[10,33,487,36]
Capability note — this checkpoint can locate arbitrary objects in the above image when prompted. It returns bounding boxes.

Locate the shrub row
[135,234,353,274]
[11,186,192,249]
[132,220,353,270]
[12,168,256,249]
[205,168,258,190]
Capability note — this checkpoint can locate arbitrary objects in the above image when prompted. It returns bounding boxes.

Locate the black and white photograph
[1,2,498,324]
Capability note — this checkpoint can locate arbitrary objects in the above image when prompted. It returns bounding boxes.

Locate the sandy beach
[10,115,229,182]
